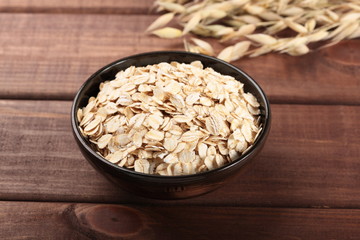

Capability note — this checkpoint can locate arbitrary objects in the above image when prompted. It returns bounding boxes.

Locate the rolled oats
[78,61,262,176]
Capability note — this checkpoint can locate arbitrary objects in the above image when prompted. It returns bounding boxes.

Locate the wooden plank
[0,14,359,104]
[0,0,153,14]
[0,100,359,207]
[0,201,359,239]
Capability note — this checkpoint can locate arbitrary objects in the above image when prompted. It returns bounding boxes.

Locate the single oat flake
[78,61,262,176]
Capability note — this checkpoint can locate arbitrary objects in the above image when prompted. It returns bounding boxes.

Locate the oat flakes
[78,61,262,176]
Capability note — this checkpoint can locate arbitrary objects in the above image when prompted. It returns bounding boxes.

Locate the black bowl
[71,51,271,199]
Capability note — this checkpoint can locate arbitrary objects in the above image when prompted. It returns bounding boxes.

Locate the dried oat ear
[149,0,360,62]
[78,61,262,176]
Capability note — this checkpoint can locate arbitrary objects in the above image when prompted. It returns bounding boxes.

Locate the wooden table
[1,1,359,239]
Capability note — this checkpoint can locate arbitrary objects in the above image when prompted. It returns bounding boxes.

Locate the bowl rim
[71,50,271,180]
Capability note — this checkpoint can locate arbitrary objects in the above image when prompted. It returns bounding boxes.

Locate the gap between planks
[2,198,359,210]
[0,97,359,107]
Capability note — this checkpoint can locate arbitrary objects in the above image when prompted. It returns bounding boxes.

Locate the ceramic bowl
[71,51,271,199]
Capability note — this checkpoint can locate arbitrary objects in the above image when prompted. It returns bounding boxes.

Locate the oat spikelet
[246,34,277,45]
[217,45,234,62]
[183,13,202,35]
[157,2,185,13]
[191,38,215,56]
[146,13,175,32]
[152,27,182,39]
[284,18,308,34]
[231,41,251,61]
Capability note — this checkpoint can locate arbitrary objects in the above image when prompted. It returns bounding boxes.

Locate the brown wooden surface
[0,0,153,14]
[0,13,359,104]
[1,202,359,240]
[0,0,359,239]
[0,100,359,208]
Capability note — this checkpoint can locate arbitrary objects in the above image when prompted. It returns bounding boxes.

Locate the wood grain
[0,0,358,236]
[1,201,359,240]
[0,100,359,207]
[0,13,359,104]
[0,0,153,14]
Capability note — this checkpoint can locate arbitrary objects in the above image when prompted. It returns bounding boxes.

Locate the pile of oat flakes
[77,61,262,176]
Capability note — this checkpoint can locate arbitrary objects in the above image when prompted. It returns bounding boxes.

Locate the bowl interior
[72,51,271,179]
